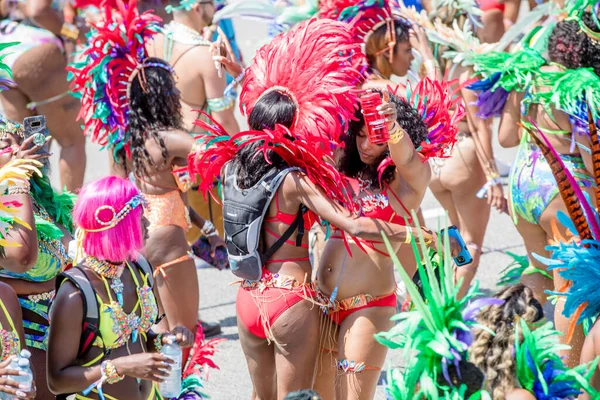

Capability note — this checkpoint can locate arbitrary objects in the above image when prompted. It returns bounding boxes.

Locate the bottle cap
[17,359,29,368]
[164,334,177,344]
[19,349,31,359]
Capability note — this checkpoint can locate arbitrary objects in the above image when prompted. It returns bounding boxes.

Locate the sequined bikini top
[92,263,158,350]
[0,299,19,361]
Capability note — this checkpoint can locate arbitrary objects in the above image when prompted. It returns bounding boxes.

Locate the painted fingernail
[19,384,29,389]
[16,391,26,397]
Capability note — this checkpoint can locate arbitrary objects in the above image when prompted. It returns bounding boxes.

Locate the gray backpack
[222,164,307,282]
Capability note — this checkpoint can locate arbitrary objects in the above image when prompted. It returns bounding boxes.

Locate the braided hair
[469,284,544,400]
[117,57,183,177]
[548,12,600,76]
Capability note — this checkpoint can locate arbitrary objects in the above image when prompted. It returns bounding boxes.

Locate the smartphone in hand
[23,115,49,154]
[441,225,473,267]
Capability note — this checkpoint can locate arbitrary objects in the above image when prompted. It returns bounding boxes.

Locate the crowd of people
[1,0,600,398]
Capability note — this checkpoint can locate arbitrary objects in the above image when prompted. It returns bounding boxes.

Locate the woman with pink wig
[47,176,193,400]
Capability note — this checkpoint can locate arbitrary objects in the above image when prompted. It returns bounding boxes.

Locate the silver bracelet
[201,220,216,236]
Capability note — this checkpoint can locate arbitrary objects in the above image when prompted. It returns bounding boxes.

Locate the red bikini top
[347,178,412,226]
[263,192,317,252]
[264,192,316,230]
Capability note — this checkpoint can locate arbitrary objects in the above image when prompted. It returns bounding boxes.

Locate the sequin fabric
[93,285,158,350]
[510,142,594,225]
[143,190,192,234]
[0,205,71,282]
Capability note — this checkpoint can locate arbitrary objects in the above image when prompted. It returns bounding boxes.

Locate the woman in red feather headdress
[186,17,442,398]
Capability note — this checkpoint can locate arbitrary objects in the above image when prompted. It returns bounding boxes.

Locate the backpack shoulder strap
[261,168,308,261]
[56,267,100,358]
[131,256,154,288]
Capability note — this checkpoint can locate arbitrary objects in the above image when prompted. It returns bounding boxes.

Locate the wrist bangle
[388,123,406,145]
[420,230,433,246]
[60,22,79,41]
[153,333,164,352]
[201,220,216,236]
[404,227,413,244]
[101,360,124,384]
[7,180,30,195]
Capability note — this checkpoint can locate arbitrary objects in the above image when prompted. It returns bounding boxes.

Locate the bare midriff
[317,237,399,300]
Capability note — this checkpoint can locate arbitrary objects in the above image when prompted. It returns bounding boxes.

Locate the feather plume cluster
[188,19,365,212]
[514,320,598,400]
[376,212,498,399]
[319,0,394,44]
[240,18,366,145]
[67,0,161,153]
[0,159,42,250]
[377,77,466,183]
[0,42,18,91]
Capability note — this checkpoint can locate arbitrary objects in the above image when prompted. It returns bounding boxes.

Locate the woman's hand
[210,27,244,79]
[0,357,36,399]
[421,227,462,257]
[378,91,398,132]
[409,25,433,57]
[488,182,508,214]
[208,234,227,258]
[11,135,50,162]
[164,326,194,348]
[112,353,173,383]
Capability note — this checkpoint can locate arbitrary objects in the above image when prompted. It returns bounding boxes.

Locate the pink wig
[74,176,144,262]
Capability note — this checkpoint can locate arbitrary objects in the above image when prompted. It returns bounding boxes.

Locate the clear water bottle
[159,334,182,398]
[12,358,33,392]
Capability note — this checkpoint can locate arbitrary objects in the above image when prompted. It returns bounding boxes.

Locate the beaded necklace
[163,21,211,62]
[356,177,389,213]
[86,257,126,306]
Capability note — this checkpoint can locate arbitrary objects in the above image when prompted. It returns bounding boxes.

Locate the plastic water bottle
[159,334,182,398]
[12,358,32,392]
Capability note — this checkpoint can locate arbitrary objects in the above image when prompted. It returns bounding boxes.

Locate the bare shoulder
[0,282,19,313]
[53,279,83,311]
[506,388,536,400]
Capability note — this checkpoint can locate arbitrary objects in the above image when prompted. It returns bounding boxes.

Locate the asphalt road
[44,14,528,400]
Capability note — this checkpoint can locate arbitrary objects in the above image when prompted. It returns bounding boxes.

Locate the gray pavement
[43,17,528,400]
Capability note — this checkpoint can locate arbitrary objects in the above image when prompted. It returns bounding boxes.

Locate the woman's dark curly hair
[116,57,183,177]
[548,12,600,76]
[338,91,428,190]
[232,90,295,189]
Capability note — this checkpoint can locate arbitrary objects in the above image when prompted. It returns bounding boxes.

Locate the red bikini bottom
[236,270,316,339]
[320,292,397,325]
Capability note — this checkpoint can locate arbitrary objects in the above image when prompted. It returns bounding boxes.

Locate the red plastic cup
[360,91,390,144]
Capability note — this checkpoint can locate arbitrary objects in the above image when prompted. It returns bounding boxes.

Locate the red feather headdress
[319,0,396,59]
[240,18,367,147]
[188,18,367,213]
[377,77,467,181]
[67,0,167,156]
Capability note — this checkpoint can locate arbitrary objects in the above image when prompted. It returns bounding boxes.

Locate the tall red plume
[182,323,225,380]
[240,18,367,148]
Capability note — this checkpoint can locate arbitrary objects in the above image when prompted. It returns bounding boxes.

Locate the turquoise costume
[0,174,75,350]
